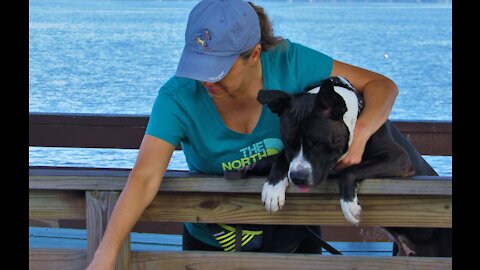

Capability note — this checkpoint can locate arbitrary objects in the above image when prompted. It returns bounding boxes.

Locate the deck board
[29,167,452,195]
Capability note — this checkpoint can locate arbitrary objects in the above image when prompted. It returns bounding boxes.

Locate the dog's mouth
[287,173,313,192]
[297,185,310,192]
[296,185,310,193]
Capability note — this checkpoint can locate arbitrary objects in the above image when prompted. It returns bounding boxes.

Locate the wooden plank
[141,193,451,228]
[28,249,451,270]
[29,218,60,227]
[29,190,451,227]
[394,121,452,156]
[131,251,452,270]
[29,113,148,149]
[29,113,451,155]
[29,190,85,220]
[86,191,131,270]
[29,248,87,270]
[29,167,452,195]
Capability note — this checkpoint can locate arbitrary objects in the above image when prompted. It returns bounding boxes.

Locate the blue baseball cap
[175,0,261,83]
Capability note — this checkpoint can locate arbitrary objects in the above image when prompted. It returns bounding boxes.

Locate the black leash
[305,226,343,255]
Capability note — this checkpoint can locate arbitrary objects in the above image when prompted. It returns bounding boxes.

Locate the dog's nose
[289,171,310,186]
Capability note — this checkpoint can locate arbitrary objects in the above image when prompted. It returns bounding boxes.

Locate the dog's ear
[257,89,291,115]
[315,79,347,120]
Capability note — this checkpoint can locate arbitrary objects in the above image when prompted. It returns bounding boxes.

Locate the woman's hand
[334,122,370,172]
[86,254,115,270]
[330,59,399,172]
[85,135,175,270]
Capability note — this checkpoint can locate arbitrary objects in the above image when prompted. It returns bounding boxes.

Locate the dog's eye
[309,140,324,148]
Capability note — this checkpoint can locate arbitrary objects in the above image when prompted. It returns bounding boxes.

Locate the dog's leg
[337,149,412,225]
[337,125,415,225]
[337,172,362,225]
[262,150,290,213]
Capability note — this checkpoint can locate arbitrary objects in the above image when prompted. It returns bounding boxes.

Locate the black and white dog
[255,76,451,257]
[257,76,414,224]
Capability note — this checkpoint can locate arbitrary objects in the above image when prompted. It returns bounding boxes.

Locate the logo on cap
[194,29,211,49]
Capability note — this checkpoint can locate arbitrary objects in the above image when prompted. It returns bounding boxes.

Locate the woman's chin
[207,88,228,98]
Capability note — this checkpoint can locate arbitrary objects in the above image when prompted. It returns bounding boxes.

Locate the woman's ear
[248,44,262,65]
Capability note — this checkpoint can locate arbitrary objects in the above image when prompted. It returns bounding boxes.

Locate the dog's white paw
[262,177,289,213]
[340,196,362,225]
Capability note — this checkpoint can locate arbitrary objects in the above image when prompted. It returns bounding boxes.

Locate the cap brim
[175,47,238,83]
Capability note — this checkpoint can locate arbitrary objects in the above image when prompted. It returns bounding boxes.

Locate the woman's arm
[330,59,399,171]
[86,134,175,270]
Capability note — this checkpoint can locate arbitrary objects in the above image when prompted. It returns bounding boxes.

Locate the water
[29,0,452,176]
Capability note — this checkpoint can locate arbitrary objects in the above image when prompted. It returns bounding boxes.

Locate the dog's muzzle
[288,170,311,186]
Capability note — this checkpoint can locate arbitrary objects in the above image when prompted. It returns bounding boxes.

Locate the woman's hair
[240,1,283,58]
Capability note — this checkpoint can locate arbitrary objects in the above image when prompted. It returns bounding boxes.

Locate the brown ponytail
[248,1,283,51]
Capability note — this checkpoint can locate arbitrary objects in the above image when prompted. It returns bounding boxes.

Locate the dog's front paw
[340,196,362,225]
[262,177,289,213]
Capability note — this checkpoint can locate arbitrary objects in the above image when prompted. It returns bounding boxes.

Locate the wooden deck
[29,113,452,269]
[30,227,450,270]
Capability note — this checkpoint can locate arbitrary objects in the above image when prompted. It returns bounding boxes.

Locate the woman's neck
[211,60,264,134]
[219,60,263,105]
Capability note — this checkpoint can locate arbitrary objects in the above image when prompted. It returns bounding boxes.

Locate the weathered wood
[28,191,451,228]
[27,249,452,270]
[29,248,87,270]
[131,251,452,270]
[29,113,149,149]
[86,191,131,270]
[142,193,451,228]
[29,190,85,220]
[29,113,451,155]
[29,218,60,228]
[393,121,451,156]
[29,167,452,195]
[29,169,451,227]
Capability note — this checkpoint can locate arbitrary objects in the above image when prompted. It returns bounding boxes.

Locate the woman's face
[200,56,250,99]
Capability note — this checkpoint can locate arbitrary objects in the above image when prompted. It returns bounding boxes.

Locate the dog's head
[257,79,350,188]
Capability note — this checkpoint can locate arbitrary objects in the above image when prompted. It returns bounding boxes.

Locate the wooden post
[86,191,131,270]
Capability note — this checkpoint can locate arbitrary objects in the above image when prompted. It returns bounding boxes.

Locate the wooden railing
[29,113,452,270]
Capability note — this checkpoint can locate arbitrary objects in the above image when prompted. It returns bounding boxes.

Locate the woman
[87,0,437,268]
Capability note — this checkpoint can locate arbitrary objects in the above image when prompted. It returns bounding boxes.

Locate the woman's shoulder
[160,76,199,96]
[154,76,204,112]
[263,38,291,54]
[262,39,317,60]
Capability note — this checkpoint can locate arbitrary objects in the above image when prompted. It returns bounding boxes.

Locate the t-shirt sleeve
[145,88,186,148]
[288,40,333,91]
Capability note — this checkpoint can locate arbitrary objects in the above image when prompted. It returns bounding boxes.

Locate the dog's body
[257,77,414,223]
[254,76,451,257]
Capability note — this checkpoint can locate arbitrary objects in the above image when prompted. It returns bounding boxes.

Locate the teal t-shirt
[145,39,333,247]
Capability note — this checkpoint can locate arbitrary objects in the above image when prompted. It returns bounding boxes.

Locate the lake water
[29,0,452,175]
